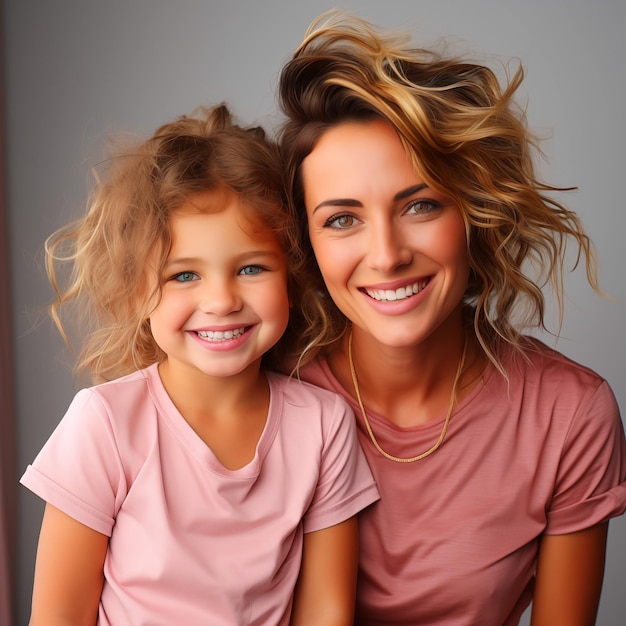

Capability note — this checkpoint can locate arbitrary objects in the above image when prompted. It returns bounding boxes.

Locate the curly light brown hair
[278,10,598,373]
[47,104,301,383]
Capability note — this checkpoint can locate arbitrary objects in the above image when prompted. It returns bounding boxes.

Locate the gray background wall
[5,1,625,624]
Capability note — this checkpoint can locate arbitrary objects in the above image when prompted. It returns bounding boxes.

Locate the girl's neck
[158,358,268,420]
[157,359,271,470]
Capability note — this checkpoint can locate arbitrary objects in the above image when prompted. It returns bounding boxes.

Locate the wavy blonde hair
[47,104,300,383]
[278,10,598,372]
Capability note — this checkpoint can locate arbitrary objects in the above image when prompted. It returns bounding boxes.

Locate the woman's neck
[328,317,484,428]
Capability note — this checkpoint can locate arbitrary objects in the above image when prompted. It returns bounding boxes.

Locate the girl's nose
[200,278,243,316]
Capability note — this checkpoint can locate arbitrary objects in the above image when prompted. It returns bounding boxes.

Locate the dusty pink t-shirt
[21,365,379,625]
[300,338,626,625]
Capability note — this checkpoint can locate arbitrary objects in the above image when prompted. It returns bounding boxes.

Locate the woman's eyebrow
[313,198,362,213]
[394,184,427,201]
[313,184,428,213]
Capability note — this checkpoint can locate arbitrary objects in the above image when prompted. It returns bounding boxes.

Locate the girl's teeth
[366,281,427,302]
[197,327,245,341]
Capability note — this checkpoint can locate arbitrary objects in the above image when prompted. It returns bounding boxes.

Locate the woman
[278,10,626,626]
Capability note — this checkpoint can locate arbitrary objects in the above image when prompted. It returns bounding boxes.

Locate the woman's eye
[239,265,264,276]
[406,199,439,215]
[324,214,357,229]
[173,271,198,282]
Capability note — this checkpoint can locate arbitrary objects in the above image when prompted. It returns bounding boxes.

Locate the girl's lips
[195,326,249,342]
[188,325,254,352]
[362,278,430,302]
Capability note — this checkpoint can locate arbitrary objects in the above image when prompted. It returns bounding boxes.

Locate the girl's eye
[406,199,440,215]
[173,271,199,282]
[239,265,264,276]
[324,214,357,229]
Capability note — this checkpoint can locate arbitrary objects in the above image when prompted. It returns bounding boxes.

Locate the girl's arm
[290,517,359,626]
[530,522,609,626]
[29,503,108,626]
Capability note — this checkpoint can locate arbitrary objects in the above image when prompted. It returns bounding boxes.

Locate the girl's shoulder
[266,368,349,412]
[77,363,155,392]
[64,364,164,444]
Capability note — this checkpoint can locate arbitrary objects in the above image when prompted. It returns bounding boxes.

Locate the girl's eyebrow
[165,250,282,267]
[165,256,200,266]
[313,184,428,213]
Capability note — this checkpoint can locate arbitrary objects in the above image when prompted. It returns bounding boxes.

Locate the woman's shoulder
[497,337,618,418]
[504,336,608,387]
[293,357,340,391]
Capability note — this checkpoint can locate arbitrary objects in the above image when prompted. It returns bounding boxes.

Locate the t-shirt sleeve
[302,393,379,534]
[20,388,127,537]
[545,380,626,534]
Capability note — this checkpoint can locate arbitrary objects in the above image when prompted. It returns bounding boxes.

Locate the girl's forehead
[170,189,282,246]
[175,187,241,215]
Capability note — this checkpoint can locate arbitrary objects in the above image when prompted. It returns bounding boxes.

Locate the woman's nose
[368,221,412,273]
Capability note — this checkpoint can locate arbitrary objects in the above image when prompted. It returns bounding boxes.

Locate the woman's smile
[302,119,469,349]
[362,278,431,302]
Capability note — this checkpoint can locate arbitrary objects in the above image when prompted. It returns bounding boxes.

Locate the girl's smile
[190,324,253,351]
[149,188,290,382]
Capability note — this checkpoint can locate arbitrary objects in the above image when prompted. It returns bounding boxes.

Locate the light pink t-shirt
[21,365,379,626]
[300,338,626,626]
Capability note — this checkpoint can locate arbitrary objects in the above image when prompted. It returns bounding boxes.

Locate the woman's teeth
[365,280,428,302]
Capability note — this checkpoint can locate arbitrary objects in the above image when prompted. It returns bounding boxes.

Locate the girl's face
[301,119,469,351]
[149,189,290,381]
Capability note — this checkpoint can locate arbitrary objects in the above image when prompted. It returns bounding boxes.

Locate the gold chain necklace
[347,330,467,463]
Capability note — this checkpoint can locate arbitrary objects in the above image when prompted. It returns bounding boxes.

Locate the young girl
[278,11,626,626]
[21,104,379,626]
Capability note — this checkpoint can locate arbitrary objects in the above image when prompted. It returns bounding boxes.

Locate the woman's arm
[531,522,609,626]
[290,517,359,626]
[29,503,108,626]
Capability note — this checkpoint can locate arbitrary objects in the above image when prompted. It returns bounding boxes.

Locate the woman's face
[301,119,470,350]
